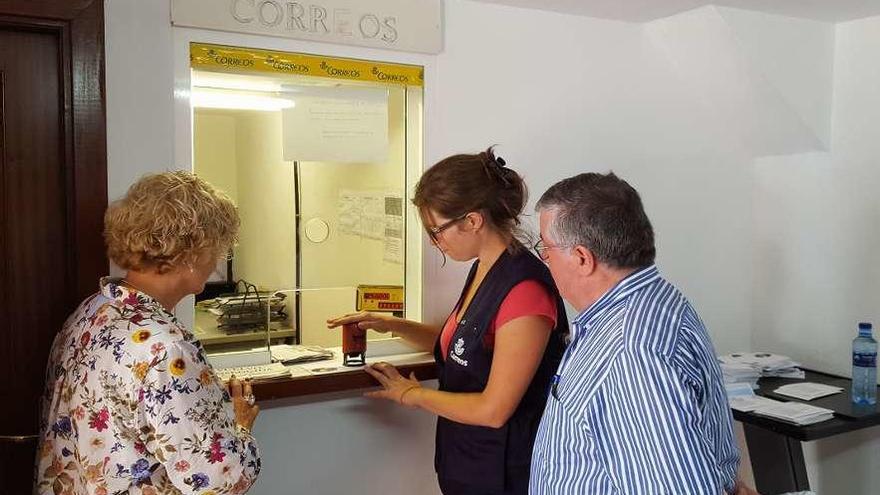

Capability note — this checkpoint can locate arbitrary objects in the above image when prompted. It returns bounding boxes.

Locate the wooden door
[0,1,106,491]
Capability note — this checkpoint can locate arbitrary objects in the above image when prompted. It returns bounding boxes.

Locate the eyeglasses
[533,238,572,261]
[427,213,469,243]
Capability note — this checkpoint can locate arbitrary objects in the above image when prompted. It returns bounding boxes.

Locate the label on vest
[450,337,468,367]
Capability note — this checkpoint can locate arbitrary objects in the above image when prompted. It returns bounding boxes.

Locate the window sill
[251,360,438,400]
[246,338,438,400]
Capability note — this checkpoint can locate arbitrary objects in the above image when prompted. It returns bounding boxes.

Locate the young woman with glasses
[327,148,567,495]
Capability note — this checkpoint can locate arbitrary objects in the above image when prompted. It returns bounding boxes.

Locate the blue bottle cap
[859,322,873,330]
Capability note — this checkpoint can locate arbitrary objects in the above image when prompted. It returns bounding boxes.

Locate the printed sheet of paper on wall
[337,190,386,239]
[281,86,389,164]
[383,194,404,264]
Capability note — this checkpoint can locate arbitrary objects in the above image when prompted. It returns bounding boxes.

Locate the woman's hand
[363,362,422,406]
[228,376,260,431]
[326,311,397,334]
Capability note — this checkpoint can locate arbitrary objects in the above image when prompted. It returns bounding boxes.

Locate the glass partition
[189,44,423,360]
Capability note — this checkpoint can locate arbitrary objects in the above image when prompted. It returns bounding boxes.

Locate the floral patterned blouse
[36,278,261,495]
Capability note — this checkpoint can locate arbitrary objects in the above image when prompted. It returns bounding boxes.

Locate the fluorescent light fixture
[192,72,282,93]
[192,88,295,111]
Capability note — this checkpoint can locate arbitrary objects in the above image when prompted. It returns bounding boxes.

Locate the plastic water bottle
[851,322,877,405]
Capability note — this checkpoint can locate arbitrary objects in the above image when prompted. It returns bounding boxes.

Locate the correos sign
[172,0,444,54]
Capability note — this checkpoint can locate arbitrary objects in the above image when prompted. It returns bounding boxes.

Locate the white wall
[105,0,175,200]
[253,391,439,495]
[429,2,754,357]
[715,7,834,149]
[630,10,757,355]
[752,15,880,494]
[425,0,645,326]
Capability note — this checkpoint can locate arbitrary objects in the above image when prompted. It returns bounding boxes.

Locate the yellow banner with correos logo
[190,43,424,87]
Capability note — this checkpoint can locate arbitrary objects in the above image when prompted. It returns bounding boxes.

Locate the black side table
[733,369,880,494]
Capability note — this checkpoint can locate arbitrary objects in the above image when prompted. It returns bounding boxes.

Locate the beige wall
[232,111,298,294]
[194,109,298,331]
[193,111,238,203]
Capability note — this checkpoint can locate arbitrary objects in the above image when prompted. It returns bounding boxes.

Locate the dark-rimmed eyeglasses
[427,213,469,243]
[533,238,572,261]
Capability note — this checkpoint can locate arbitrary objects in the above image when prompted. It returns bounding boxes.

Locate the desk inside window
[194,307,295,349]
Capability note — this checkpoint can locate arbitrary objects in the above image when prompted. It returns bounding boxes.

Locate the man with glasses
[529,172,749,494]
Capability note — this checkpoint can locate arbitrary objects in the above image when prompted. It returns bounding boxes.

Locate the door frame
[0,0,108,304]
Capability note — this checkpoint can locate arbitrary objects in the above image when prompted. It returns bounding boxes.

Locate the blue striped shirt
[530,265,739,494]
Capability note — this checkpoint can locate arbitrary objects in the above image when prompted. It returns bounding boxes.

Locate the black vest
[433,248,568,493]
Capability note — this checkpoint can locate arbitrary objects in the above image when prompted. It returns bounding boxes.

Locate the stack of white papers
[726,382,785,412]
[719,352,805,388]
[774,382,843,401]
[730,395,785,412]
[764,367,807,379]
[726,380,836,425]
[753,402,835,425]
[721,362,762,389]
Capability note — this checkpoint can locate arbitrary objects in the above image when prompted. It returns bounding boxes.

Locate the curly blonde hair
[104,171,240,274]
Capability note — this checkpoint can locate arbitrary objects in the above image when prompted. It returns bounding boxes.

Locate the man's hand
[733,480,760,495]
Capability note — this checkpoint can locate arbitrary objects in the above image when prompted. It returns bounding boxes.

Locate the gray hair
[536,172,655,269]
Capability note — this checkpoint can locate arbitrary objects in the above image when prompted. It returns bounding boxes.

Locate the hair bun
[483,150,512,187]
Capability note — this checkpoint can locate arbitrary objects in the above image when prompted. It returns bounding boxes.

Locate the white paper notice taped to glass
[282,86,389,164]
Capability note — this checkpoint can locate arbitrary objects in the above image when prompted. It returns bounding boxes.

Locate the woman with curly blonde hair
[36,171,261,495]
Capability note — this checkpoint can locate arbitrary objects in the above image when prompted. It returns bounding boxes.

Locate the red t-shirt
[439,279,558,359]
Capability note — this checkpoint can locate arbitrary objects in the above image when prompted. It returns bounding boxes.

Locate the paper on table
[730,395,784,412]
[726,381,756,397]
[726,381,784,412]
[270,344,333,364]
[774,382,843,401]
[753,402,835,425]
